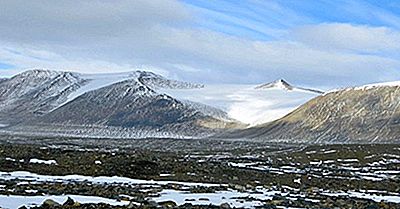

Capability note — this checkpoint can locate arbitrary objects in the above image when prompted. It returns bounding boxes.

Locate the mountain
[0,78,8,84]
[226,82,400,143]
[137,71,204,89]
[255,79,324,94]
[255,79,294,90]
[0,71,325,139]
[0,69,239,138]
[0,70,87,124]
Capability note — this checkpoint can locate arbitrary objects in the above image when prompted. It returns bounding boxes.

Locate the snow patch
[29,159,57,165]
[0,194,129,209]
[0,171,224,187]
[153,188,279,208]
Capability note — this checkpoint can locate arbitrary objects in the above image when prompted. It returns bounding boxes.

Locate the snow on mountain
[137,71,204,89]
[57,71,203,109]
[11,79,235,139]
[255,79,293,91]
[325,80,400,95]
[0,69,69,100]
[0,70,87,123]
[0,69,205,125]
[0,69,237,138]
[57,72,137,108]
[0,70,323,138]
[161,83,321,126]
[256,79,324,94]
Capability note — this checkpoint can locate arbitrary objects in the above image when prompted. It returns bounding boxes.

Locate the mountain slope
[0,70,87,123]
[11,79,235,138]
[0,69,239,138]
[0,78,8,84]
[227,83,400,143]
[0,69,204,124]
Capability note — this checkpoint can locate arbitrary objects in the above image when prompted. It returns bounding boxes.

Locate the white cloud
[293,23,400,53]
[0,44,136,76]
[1,1,400,88]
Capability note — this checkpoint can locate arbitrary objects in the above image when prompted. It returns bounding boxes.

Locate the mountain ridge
[255,79,324,94]
[223,83,400,143]
[0,69,240,138]
[4,69,398,142]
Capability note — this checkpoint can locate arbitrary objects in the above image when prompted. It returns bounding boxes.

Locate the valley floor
[0,135,399,208]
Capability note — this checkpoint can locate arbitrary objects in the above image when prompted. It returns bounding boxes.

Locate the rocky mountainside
[0,78,8,84]
[0,70,87,123]
[137,71,204,89]
[227,83,400,143]
[0,69,238,138]
[256,79,324,94]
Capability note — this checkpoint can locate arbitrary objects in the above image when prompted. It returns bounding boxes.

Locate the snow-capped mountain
[15,80,230,138]
[3,69,400,142]
[0,70,324,139]
[0,70,87,123]
[0,69,205,122]
[255,79,294,91]
[225,81,400,143]
[0,69,238,138]
[256,79,324,94]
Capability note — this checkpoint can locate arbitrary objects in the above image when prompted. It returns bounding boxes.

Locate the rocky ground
[0,134,399,208]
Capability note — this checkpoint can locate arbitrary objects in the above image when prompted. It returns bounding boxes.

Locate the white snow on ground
[0,124,8,128]
[29,159,57,165]
[322,150,337,154]
[159,173,175,177]
[0,171,224,187]
[162,84,318,125]
[5,157,24,162]
[152,189,279,208]
[1,171,399,208]
[322,191,400,203]
[0,194,129,209]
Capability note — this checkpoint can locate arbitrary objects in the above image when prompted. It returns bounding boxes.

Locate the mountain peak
[255,79,324,94]
[18,69,58,75]
[255,78,294,91]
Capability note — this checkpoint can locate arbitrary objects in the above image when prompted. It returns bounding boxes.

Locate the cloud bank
[1,0,400,88]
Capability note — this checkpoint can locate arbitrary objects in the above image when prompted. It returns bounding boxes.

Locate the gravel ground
[0,134,399,208]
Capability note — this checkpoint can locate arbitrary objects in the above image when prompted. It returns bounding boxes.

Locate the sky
[1,0,400,88]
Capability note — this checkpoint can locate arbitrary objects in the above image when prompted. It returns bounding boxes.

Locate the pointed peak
[255,78,294,91]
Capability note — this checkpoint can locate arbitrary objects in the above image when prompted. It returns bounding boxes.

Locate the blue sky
[0,62,14,70]
[1,0,400,88]
[184,0,400,40]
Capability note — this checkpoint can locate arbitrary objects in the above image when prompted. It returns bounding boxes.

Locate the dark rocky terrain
[0,135,399,208]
